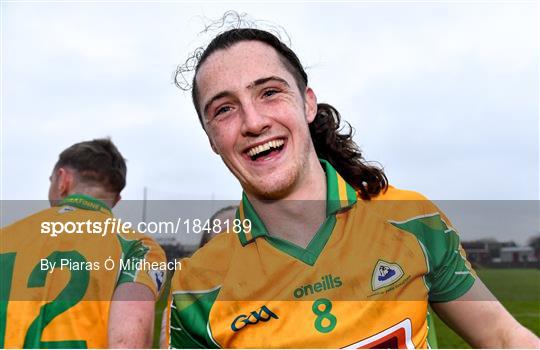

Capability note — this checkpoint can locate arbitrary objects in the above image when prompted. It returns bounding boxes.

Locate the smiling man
[165,28,539,348]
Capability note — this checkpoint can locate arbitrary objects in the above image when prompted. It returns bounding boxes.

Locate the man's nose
[240,102,270,137]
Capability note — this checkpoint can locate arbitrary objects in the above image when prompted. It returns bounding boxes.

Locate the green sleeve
[390,213,475,302]
[115,235,150,285]
[169,287,221,348]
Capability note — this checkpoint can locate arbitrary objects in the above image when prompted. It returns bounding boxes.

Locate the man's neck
[247,157,327,248]
[65,189,116,209]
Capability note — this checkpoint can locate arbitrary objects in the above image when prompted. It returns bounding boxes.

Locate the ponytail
[309,103,388,199]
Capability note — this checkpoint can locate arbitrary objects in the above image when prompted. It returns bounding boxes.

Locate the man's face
[195,41,317,199]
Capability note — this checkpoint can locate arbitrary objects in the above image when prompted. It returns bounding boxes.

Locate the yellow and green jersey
[0,194,166,349]
[166,160,475,348]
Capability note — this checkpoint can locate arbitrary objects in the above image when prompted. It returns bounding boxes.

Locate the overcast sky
[1,2,538,243]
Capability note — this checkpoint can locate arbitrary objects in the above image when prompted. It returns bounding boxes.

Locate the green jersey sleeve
[169,286,221,349]
[390,211,476,302]
[116,234,167,298]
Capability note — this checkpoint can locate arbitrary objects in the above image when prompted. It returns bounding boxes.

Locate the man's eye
[262,89,279,98]
[215,106,232,117]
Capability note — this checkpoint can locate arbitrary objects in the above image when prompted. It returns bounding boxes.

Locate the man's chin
[243,177,297,201]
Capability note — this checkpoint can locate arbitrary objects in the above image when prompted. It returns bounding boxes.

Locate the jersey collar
[58,194,112,215]
[236,159,357,246]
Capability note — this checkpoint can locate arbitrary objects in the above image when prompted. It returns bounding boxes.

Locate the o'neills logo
[293,274,343,299]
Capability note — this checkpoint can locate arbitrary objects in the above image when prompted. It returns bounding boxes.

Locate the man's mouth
[245,139,285,161]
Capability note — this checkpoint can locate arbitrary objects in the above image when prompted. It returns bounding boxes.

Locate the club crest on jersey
[371,260,404,291]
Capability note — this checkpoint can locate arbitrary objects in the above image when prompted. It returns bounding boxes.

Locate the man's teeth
[247,139,284,157]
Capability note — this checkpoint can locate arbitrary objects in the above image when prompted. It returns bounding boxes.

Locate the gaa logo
[230,305,279,332]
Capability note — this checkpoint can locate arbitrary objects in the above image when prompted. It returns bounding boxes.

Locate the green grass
[434,268,540,348]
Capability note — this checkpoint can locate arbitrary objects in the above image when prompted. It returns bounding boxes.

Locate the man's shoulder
[172,232,238,291]
[2,206,63,233]
[118,230,164,249]
[358,185,441,223]
[373,185,429,201]
[6,204,113,226]
[184,231,238,273]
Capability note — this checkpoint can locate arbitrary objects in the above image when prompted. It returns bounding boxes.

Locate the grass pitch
[433,268,540,348]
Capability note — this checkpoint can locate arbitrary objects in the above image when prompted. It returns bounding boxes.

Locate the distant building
[462,239,539,267]
[499,246,537,263]
[462,241,491,264]
[462,240,519,262]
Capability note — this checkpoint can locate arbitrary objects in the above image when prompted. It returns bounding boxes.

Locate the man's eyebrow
[203,90,235,116]
[247,76,290,89]
[203,77,290,116]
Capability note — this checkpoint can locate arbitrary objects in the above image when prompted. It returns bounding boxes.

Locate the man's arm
[108,282,156,348]
[160,307,169,348]
[431,278,539,348]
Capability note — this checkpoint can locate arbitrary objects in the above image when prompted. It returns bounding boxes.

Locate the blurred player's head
[177,19,388,200]
[48,138,127,208]
[200,205,238,247]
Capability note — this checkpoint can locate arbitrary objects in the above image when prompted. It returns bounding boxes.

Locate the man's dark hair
[54,138,127,194]
[181,27,388,199]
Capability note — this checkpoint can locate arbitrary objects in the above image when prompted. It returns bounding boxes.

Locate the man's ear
[56,167,75,198]
[304,87,318,123]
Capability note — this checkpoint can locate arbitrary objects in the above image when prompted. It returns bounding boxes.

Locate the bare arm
[432,278,539,348]
[108,282,156,348]
[160,308,169,349]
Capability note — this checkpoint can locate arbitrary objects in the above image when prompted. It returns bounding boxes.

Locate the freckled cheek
[271,106,308,130]
[209,127,238,153]
[263,96,304,115]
